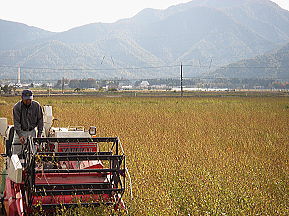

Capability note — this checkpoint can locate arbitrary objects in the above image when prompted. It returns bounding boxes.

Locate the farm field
[0,95,288,215]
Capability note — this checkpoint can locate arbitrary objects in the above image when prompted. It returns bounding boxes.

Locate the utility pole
[48,84,51,96]
[61,77,64,94]
[180,63,183,97]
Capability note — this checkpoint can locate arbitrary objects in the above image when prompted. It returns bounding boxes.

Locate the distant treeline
[51,78,289,90]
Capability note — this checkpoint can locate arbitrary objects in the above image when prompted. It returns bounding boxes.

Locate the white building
[140,81,150,89]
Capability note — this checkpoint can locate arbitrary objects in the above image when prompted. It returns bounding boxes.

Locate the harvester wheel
[0,195,5,215]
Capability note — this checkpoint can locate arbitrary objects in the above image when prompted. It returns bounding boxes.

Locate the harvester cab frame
[0,105,129,215]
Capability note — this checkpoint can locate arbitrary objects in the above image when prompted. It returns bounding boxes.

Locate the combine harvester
[0,106,130,215]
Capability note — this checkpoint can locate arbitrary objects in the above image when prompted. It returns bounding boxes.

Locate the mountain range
[0,0,289,81]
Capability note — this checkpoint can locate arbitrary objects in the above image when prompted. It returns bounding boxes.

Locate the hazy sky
[0,0,288,32]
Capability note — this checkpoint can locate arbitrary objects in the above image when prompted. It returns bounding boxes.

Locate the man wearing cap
[12,89,43,154]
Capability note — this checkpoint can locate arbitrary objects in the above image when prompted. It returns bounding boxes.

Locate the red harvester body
[2,137,126,215]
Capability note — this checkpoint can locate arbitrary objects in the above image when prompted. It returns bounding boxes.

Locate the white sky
[0,0,288,32]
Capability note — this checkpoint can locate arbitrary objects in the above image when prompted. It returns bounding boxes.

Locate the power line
[0,64,179,72]
[0,64,288,73]
[183,64,289,69]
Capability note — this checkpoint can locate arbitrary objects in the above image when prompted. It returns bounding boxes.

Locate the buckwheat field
[0,95,288,215]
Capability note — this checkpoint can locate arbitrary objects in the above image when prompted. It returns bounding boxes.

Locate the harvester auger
[0,106,130,215]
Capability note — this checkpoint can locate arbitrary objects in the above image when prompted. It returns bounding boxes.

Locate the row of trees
[0,85,15,94]
[54,78,120,89]
[53,78,289,89]
[1,78,288,92]
[272,81,289,89]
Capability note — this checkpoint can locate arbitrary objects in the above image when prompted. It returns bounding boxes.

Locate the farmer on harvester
[12,89,43,155]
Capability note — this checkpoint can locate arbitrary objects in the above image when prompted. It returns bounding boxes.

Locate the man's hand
[19,136,26,144]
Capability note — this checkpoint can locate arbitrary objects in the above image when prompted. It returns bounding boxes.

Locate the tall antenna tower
[17,66,21,84]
